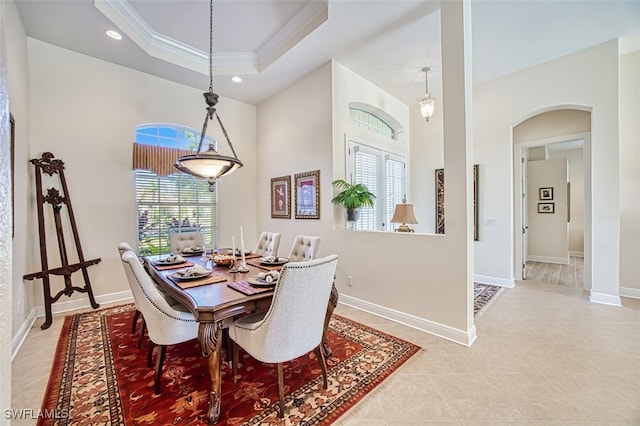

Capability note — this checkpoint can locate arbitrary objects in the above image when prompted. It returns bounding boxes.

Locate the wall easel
[23,152,100,329]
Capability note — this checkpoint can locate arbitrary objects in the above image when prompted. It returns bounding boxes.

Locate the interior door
[521,150,529,279]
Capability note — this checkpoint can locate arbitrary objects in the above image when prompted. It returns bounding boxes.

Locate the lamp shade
[391,203,418,225]
[174,144,243,179]
[418,94,435,121]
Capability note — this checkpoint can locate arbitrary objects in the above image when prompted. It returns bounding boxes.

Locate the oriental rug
[38,304,420,425]
[474,283,504,316]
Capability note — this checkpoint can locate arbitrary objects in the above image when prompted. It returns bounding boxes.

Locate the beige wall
[513,109,590,141]
[619,50,640,295]
[23,39,257,318]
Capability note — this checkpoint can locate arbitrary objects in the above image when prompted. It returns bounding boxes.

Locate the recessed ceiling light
[105,30,122,40]
[231,76,243,83]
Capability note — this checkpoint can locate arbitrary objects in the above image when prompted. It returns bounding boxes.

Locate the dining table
[144,251,339,424]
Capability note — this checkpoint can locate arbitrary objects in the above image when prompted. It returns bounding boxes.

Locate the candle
[232,236,236,256]
[240,226,245,253]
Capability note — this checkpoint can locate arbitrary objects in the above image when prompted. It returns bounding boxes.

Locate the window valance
[132,143,194,176]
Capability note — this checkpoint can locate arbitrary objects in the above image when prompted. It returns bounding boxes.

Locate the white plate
[247,277,277,287]
[171,270,211,281]
[180,247,203,255]
[153,257,185,266]
[259,257,289,266]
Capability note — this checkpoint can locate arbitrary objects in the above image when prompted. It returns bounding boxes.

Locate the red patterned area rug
[38,304,421,425]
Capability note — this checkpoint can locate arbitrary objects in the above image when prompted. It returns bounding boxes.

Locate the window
[350,107,396,140]
[135,124,217,255]
[346,106,405,231]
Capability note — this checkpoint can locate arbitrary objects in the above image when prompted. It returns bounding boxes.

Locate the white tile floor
[12,279,640,425]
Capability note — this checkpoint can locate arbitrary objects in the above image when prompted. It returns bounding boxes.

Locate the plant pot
[345,207,360,223]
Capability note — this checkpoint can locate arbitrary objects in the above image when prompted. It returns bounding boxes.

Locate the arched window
[347,106,405,231]
[134,124,217,255]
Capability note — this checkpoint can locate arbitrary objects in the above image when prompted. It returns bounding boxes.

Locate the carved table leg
[321,283,339,358]
[199,321,223,424]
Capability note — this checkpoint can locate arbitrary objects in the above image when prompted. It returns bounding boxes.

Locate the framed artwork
[435,165,479,240]
[294,170,320,219]
[538,202,555,214]
[435,168,445,234]
[270,175,291,218]
[539,187,553,200]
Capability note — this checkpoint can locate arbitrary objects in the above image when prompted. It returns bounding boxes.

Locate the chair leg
[314,346,328,389]
[137,319,146,349]
[154,345,167,395]
[131,310,141,334]
[147,341,156,368]
[232,342,239,384]
[277,363,285,418]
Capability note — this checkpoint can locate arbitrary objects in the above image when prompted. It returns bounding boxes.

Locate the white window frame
[346,137,407,231]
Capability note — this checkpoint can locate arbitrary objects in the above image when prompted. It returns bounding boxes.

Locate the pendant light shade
[174,0,243,191]
[418,66,435,121]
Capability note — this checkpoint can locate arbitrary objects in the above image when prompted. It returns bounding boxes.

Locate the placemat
[246,258,285,271]
[228,280,274,295]
[171,273,227,289]
[153,260,195,271]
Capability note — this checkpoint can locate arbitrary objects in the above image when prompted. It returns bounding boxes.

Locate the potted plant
[331,179,376,223]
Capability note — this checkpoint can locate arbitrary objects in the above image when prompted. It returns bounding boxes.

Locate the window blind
[354,147,380,231]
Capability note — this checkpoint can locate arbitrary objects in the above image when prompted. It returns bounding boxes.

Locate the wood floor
[525,255,584,288]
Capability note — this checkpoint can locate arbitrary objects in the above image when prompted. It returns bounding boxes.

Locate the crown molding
[95,0,327,76]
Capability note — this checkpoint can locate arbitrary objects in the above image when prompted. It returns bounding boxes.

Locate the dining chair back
[287,235,320,261]
[117,242,145,338]
[120,250,198,394]
[254,232,281,257]
[229,254,338,417]
[169,231,204,253]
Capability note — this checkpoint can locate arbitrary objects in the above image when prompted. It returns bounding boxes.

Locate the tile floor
[12,278,640,425]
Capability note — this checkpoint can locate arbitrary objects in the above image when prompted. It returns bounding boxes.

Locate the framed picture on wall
[539,187,554,200]
[538,202,555,214]
[270,175,291,218]
[435,165,479,239]
[294,170,320,219]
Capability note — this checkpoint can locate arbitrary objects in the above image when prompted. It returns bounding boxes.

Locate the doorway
[512,108,591,291]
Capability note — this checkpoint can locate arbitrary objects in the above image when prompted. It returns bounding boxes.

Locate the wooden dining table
[144,252,338,424]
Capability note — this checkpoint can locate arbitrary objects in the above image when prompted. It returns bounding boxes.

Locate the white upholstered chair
[118,242,145,340]
[169,231,204,253]
[229,254,338,417]
[254,232,281,257]
[287,235,320,261]
[120,250,199,394]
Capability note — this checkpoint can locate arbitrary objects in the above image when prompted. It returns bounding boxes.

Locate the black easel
[23,152,100,329]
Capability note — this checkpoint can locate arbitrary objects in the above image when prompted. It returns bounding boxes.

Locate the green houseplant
[331,179,376,223]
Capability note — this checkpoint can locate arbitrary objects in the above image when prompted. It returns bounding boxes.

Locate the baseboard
[620,286,640,300]
[569,251,584,258]
[589,291,622,307]
[473,274,514,288]
[527,255,569,264]
[12,290,134,361]
[338,294,477,346]
[11,308,38,362]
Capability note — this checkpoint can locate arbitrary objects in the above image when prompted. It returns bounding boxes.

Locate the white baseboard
[589,291,622,307]
[569,251,584,257]
[527,255,569,265]
[338,294,477,347]
[473,274,514,288]
[620,286,640,300]
[12,290,134,361]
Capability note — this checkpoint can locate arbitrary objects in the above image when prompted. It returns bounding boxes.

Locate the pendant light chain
[209,0,214,93]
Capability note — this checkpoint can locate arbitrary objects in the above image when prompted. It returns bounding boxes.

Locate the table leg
[199,322,223,424]
[321,284,339,358]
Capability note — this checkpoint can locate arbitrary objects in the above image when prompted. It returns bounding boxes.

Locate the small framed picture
[539,187,554,201]
[295,170,320,219]
[538,202,555,214]
[270,175,291,219]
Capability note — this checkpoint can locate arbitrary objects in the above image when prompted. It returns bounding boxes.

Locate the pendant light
[418,66,435,121]
[174,0,243,191]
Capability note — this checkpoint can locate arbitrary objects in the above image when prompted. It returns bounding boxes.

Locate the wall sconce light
[418,66,435,121]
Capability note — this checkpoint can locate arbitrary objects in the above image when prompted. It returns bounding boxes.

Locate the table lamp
[391,198,418,232]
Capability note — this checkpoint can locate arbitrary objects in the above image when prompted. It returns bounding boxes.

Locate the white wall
[549,148,584,255]
[474,40,620,304]
[619,50,640,295]
[527,158,568,263]
[22,39,257,322]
